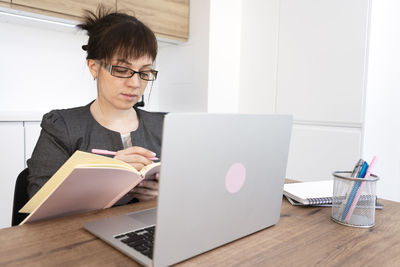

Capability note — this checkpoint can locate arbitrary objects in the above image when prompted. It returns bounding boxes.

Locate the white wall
[239,0,280,114]
[150,0,210,112]
[207,0,242,113]
[363,0,400,202]
[0,12,96,115]
[0,3,209,116]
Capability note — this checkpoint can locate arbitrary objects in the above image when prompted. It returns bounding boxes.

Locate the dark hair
[77,6,158,63]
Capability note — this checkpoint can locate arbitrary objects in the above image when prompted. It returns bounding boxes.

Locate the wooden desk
[1,198,400,266]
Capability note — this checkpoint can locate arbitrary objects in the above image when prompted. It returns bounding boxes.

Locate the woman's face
[90,55,154,110]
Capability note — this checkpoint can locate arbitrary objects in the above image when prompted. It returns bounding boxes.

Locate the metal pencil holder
[331,171,379,228]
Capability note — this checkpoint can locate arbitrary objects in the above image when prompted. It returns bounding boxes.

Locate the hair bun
[77,4,157,61]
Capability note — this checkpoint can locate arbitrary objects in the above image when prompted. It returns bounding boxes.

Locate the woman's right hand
[114,146,157,171]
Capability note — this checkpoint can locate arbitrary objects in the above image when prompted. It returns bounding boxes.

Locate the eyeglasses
[103,64,158,81]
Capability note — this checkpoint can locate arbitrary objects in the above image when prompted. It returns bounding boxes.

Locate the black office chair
[12,168,30,226]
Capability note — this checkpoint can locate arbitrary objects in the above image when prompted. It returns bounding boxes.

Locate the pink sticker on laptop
[225,162,246,193]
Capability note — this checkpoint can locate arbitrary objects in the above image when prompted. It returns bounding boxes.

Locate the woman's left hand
[129,173,160,201]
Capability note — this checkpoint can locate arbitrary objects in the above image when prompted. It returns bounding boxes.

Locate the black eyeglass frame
[102,63,158,81]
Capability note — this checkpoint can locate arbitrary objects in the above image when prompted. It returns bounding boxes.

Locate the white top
[121,133,133,149]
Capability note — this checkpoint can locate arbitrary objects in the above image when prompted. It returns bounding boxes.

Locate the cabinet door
[0,1,10,8]
[0,122,25,229]
[12,0,116,19]
[117,0,189,41]
[24,121,42,165]
[276,0,369,124]
[286,125,362,181]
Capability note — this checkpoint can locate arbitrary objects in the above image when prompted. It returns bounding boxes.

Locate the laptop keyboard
[114,225,155,259]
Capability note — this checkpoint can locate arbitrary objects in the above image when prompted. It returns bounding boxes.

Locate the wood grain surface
[12,0,116,18]
[117,0,189,41]
[1,197,399,266]
[8,0,189,41]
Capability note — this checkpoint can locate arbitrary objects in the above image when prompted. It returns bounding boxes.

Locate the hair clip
[82,45,88,51]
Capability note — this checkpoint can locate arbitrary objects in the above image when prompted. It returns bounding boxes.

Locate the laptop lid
[153,113,292,266]
[84,113,292,266]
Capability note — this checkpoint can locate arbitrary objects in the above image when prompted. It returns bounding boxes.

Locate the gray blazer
[27,103,166,198]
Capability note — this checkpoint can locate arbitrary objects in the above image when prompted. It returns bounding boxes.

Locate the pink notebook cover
[21,167,148,224]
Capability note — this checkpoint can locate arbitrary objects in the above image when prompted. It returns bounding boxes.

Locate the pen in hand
[91,149,159,161]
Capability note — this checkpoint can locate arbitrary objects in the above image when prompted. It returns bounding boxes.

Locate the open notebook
[19,151,160,224]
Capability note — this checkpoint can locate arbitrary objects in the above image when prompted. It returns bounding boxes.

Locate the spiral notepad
[283,180,333,205]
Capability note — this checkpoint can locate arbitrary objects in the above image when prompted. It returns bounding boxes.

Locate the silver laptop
[84,113,292,266]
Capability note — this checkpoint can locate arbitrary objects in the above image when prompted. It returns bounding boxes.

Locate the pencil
[91,149,159,161]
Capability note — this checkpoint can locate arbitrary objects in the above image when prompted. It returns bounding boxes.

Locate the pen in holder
[331,171,379,228]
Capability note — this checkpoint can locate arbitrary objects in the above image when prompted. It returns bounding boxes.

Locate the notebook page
[284,180,333,201]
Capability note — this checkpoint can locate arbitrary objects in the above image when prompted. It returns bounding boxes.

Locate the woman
[27,6,164,203]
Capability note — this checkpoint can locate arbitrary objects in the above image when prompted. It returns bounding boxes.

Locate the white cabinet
[0,120,41,229]
[276,0,369,180]
[24,121,42,165]
[0,122,24,229]
[237,0,370,181]
[276,0,369,124]
[286,125,362,181]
